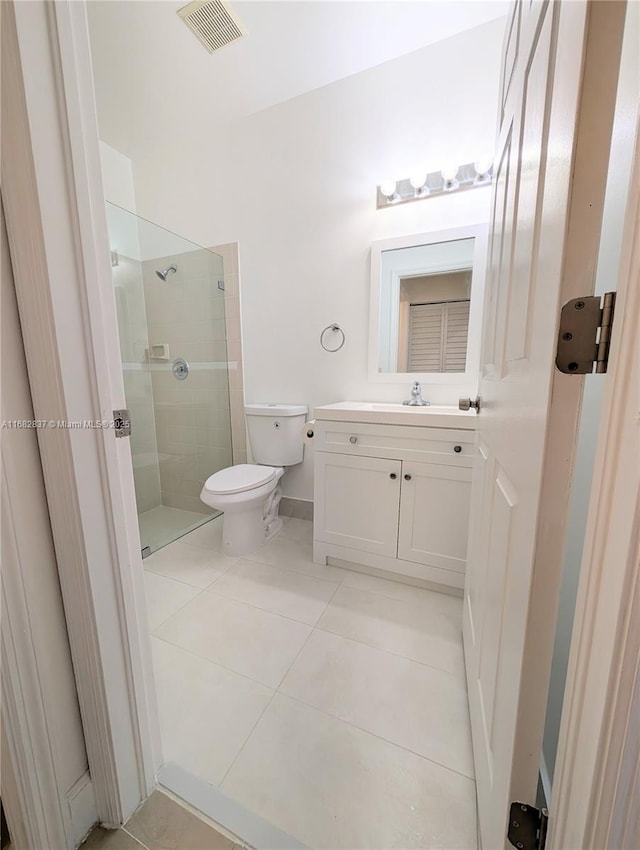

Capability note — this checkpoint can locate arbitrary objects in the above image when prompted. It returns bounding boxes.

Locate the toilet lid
[203,464,277,496]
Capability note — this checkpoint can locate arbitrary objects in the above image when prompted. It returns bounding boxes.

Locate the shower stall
[106,202,233,555]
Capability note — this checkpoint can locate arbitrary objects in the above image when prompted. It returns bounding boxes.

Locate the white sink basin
[313,401,477,429]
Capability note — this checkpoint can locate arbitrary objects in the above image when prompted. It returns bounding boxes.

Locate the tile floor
[82,789,242,850]
[144,516,477,850]
[138,505,216,555]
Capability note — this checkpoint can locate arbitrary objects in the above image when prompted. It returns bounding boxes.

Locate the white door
[463,2,625,848]
[314,453,401,556]
[397,460,471,581]
[1,203,97,848]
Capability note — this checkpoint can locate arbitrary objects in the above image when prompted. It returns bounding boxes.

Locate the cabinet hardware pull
[349,436,358,444]
[404,474,412,481]
[454,445,462,453]
[390,473,397,480]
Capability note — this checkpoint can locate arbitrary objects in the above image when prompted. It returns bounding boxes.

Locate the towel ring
[320,323,345,352]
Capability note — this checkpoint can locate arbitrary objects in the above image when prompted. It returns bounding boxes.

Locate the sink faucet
[403,380,430,406]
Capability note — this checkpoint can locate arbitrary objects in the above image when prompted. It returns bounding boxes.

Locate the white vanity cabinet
[313,412,477,591]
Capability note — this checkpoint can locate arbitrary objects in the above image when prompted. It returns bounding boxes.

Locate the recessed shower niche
[106,203,233,554]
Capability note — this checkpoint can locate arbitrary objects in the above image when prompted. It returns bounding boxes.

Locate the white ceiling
[88,0,509,159]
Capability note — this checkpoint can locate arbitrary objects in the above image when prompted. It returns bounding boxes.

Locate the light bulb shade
[409,174,427,190]
[441,164,459,182]
[380,180,398,198]
[474,158,493,177]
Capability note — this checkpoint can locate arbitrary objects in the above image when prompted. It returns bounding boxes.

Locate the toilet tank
[245,404,308,466]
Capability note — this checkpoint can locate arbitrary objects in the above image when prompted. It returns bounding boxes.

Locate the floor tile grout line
[242,553,344,585]
[274,576,475,783]
[317,622,466,679]
[144,560,235,592]
[191,579,335,628]
[149,575,462,681]
[313,622,465,679]
[274,689,476,783]
[148,585,208,634]
[216,588,333,789]
[216,688,282,789]
[146,521,478,845]
[224,552,344,587]
[144,553,239,592]
[215,563,337,787]
[150,633,279,692]
[201,582,339,628]
[147,536,464,678]
[273,577,343,692]
[120,826,151,849]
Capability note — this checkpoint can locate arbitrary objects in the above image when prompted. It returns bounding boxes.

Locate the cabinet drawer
[315,420,475,466]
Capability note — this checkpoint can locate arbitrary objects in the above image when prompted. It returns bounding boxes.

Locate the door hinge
[113,408,131,438]
[555,292,616,374]
[507,802,549,850]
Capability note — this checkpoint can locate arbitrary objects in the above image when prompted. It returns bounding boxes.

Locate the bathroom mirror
[368,224,488,384]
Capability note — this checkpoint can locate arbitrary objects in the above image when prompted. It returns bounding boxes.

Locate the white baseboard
[314,539,464,593]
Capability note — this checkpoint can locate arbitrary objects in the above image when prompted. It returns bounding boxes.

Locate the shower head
[156,264,177,281]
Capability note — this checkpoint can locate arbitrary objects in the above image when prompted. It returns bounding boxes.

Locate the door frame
[2,0,639,847]
[548,104,640,850]
[2,0,160,837]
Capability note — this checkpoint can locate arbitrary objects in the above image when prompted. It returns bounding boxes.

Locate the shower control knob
[404,474,412,481]
[172,357,190,381]
[349,436,358,444]
[454,445,462,453]
[389,473,397,480]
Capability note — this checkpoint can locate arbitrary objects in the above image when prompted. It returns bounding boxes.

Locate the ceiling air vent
[177,0,246,54]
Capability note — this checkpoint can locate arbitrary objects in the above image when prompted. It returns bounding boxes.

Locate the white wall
[100,143,164,514]
[99,141,137,212]
[125,19,505,500]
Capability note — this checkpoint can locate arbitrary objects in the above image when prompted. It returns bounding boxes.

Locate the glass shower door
[106,202,233,554]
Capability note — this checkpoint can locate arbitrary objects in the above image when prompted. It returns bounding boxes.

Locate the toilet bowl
[200,403,307,557]
[201,464,284,556]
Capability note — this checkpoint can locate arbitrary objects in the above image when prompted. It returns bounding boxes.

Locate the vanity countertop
[314,401,477,429]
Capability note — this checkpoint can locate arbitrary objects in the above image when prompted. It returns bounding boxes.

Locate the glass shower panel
[106,202,232,555]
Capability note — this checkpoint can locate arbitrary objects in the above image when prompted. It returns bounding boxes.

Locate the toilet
[200,403,308,556]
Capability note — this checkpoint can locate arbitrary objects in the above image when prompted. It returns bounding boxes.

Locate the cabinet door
[397,460,471,575]
[314,453,401,557]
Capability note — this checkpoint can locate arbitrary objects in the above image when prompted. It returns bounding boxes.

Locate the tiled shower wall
[113,254,162,513]
[143,248,233,514]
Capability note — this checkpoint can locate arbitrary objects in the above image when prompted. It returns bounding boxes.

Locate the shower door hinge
[507,802,549,850]
[555,292,616,374]
[113,409,131,438]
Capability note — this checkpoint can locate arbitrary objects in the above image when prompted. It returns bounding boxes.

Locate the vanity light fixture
[376,159,494,209]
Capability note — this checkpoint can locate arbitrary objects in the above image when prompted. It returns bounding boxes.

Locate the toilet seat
[203,464,277,496]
